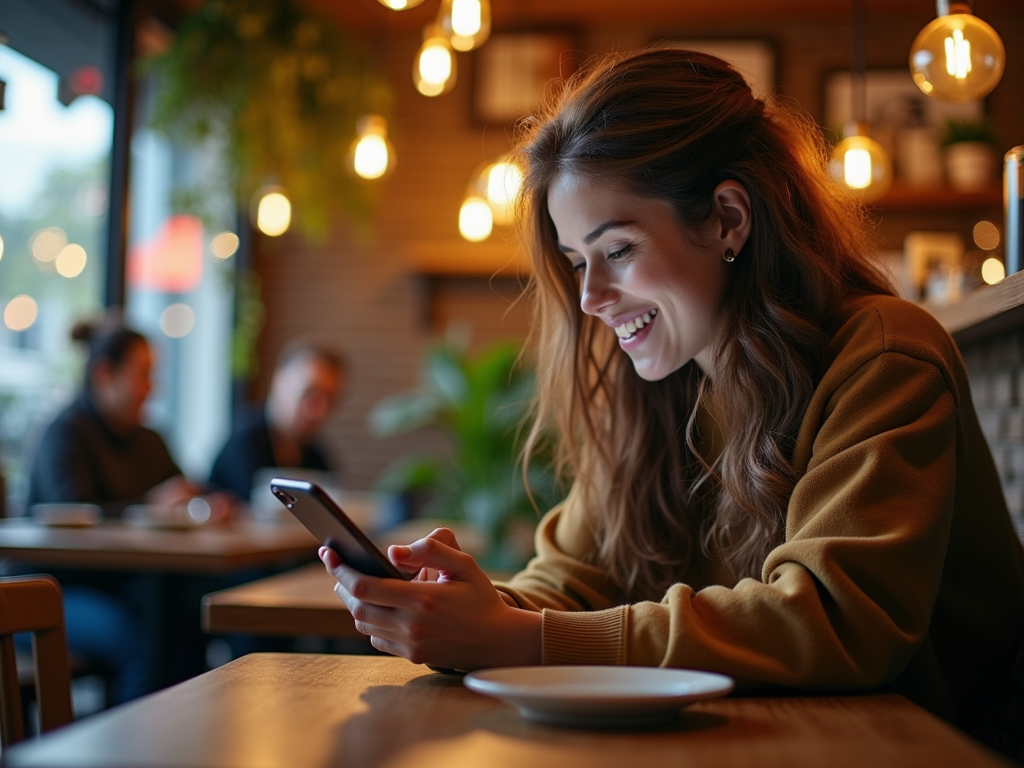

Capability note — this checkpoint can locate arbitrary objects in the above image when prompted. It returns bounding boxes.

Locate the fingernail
[318,546,328,561]
[392,545,411,560]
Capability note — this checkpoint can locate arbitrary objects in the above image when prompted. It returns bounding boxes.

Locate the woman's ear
[712,180,752,256]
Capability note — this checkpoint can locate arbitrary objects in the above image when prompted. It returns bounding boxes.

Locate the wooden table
[0,653,1010,768]
[0,518,319,574]
[201,563,359,637]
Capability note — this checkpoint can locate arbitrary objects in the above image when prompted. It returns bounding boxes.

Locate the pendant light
[347,115,395,180]
[438,0,491,53]
[909,1,1004,103]
[375,0,426,9]
[251,185,292,237]
[830,0,892,204]
[414,24,456,97]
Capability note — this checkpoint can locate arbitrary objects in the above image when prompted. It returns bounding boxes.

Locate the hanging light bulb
[438,0,491,53]
[376,0,426,8]
[478,156,523,226]
[459,196,493,242]
[909,0,1004,103]
[414,25,456,97]
[830,123,893,204]
[347,115,395,180]
[251,186,292,236]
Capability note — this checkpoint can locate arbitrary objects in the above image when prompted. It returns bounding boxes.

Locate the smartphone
[269,478,411,580]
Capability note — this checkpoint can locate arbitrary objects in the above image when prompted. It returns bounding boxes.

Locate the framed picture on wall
[472,31,580,125]
[654,39,776,100]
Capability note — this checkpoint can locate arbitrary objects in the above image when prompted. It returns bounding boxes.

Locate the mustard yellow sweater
[498,294,1024,738]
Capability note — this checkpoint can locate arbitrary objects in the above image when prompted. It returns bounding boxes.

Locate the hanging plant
[142,0,393,236]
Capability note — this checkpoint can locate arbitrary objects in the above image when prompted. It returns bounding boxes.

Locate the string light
[438,0,491,52]
[348,115,395,180]
[910,1,1004,102]
[376,0,425,8]
[252,187,292,237]
[459,196,493,242]
[414,25,456,96]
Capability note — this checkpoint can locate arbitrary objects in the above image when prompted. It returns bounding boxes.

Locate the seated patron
[21,317,206,702]
[209,341,346,502]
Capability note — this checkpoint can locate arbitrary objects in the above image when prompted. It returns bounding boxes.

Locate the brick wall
[253,8,1023,494]
[961,330,1024,544]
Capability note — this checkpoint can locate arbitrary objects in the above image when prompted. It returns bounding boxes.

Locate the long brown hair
[517,49,893,598]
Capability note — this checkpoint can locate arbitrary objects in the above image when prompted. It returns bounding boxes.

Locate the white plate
[463,666,734,728]
[30,503,103,527]
[123,504,199,530]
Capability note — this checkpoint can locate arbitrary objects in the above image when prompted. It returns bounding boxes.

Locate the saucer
[463,666,733,728]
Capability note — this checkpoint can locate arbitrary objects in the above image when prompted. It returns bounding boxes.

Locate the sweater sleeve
[504,350,958,689]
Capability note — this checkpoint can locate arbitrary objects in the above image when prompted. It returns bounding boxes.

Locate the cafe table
[0,653,1011,768]
[0,517,319,574]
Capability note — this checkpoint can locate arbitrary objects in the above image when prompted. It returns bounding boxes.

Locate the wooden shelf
[877,182,1002,211]
[406,240,531,277]
[927,269,1024,345]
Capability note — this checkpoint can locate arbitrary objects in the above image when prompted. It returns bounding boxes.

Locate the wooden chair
[0,575,73,748]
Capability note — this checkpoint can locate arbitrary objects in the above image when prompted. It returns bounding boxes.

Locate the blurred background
[1,0,1021,548]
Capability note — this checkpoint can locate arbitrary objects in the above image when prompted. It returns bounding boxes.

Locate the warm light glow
[843,147,873,189]
[160,302,196,338]
[830,127,893,204]
[910,11,1004,102]
[30,226,67,262]
[349,116,393,180]
[483,159,522,226]
[211,231,240,259]
[944,27,971,78]
[973,220,1000,250]
[415,31,455,96]
[376,0,425,8]
[981,256,1005,285]
[440,0,490,52]
[459,196,493,242]
[255,189,292,236]
[129,215,205,292]
[4,294,38,331]
[55,243,87,277]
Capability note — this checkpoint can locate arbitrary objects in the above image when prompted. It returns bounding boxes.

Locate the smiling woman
[319,48,1024,763]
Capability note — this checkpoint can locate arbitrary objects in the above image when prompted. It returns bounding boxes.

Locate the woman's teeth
[614,309,657,339]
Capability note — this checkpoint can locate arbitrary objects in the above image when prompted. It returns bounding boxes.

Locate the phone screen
[270,478,410,580]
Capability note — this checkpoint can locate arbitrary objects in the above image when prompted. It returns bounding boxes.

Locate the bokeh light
[981,257,1005,285]
[160,303,196,338]
[211,231,240,259]
[187,497,212,523]
[4,295,39,331]
[459,196,493,242]
[0,231,5,262]
[973,220,1000,251]
[30,226,67,262]
[254,190,291,237]
[55,243,87,277]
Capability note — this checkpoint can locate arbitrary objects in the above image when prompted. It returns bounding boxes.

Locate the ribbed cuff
[542,605,629,665]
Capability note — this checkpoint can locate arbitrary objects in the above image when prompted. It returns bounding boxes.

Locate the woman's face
[93,341,153,430]
[547,173,730,381]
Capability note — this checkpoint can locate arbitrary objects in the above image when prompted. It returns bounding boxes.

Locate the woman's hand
[320,527,541,671]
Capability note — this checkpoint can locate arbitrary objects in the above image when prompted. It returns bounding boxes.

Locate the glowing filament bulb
[945,27,971,78]
[415,29,456,96]
[844,148,873,189]
[459,196,493,242]
[452,0,482,37]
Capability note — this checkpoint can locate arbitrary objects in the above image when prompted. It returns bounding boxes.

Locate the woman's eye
[570,261,586,273]
[608,243,633,260]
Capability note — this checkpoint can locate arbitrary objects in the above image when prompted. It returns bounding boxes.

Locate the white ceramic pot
[945,141,997,193]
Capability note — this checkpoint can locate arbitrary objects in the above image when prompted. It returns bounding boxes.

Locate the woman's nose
[579,264,618,315]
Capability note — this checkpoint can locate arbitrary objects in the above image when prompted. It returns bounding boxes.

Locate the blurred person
[19,316,221,703]
[209,340,346,502]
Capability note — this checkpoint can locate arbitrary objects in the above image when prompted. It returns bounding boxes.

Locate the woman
[23,317,201,702]
[321,50,1024,759]
[26,318,196,514]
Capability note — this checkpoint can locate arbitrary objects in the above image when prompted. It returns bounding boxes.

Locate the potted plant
[367,330,564,570]
[940,118,1000,193]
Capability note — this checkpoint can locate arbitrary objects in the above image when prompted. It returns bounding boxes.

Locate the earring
[723,248,735,263]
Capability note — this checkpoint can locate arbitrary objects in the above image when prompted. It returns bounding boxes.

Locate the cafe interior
[1,0,1023,765]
